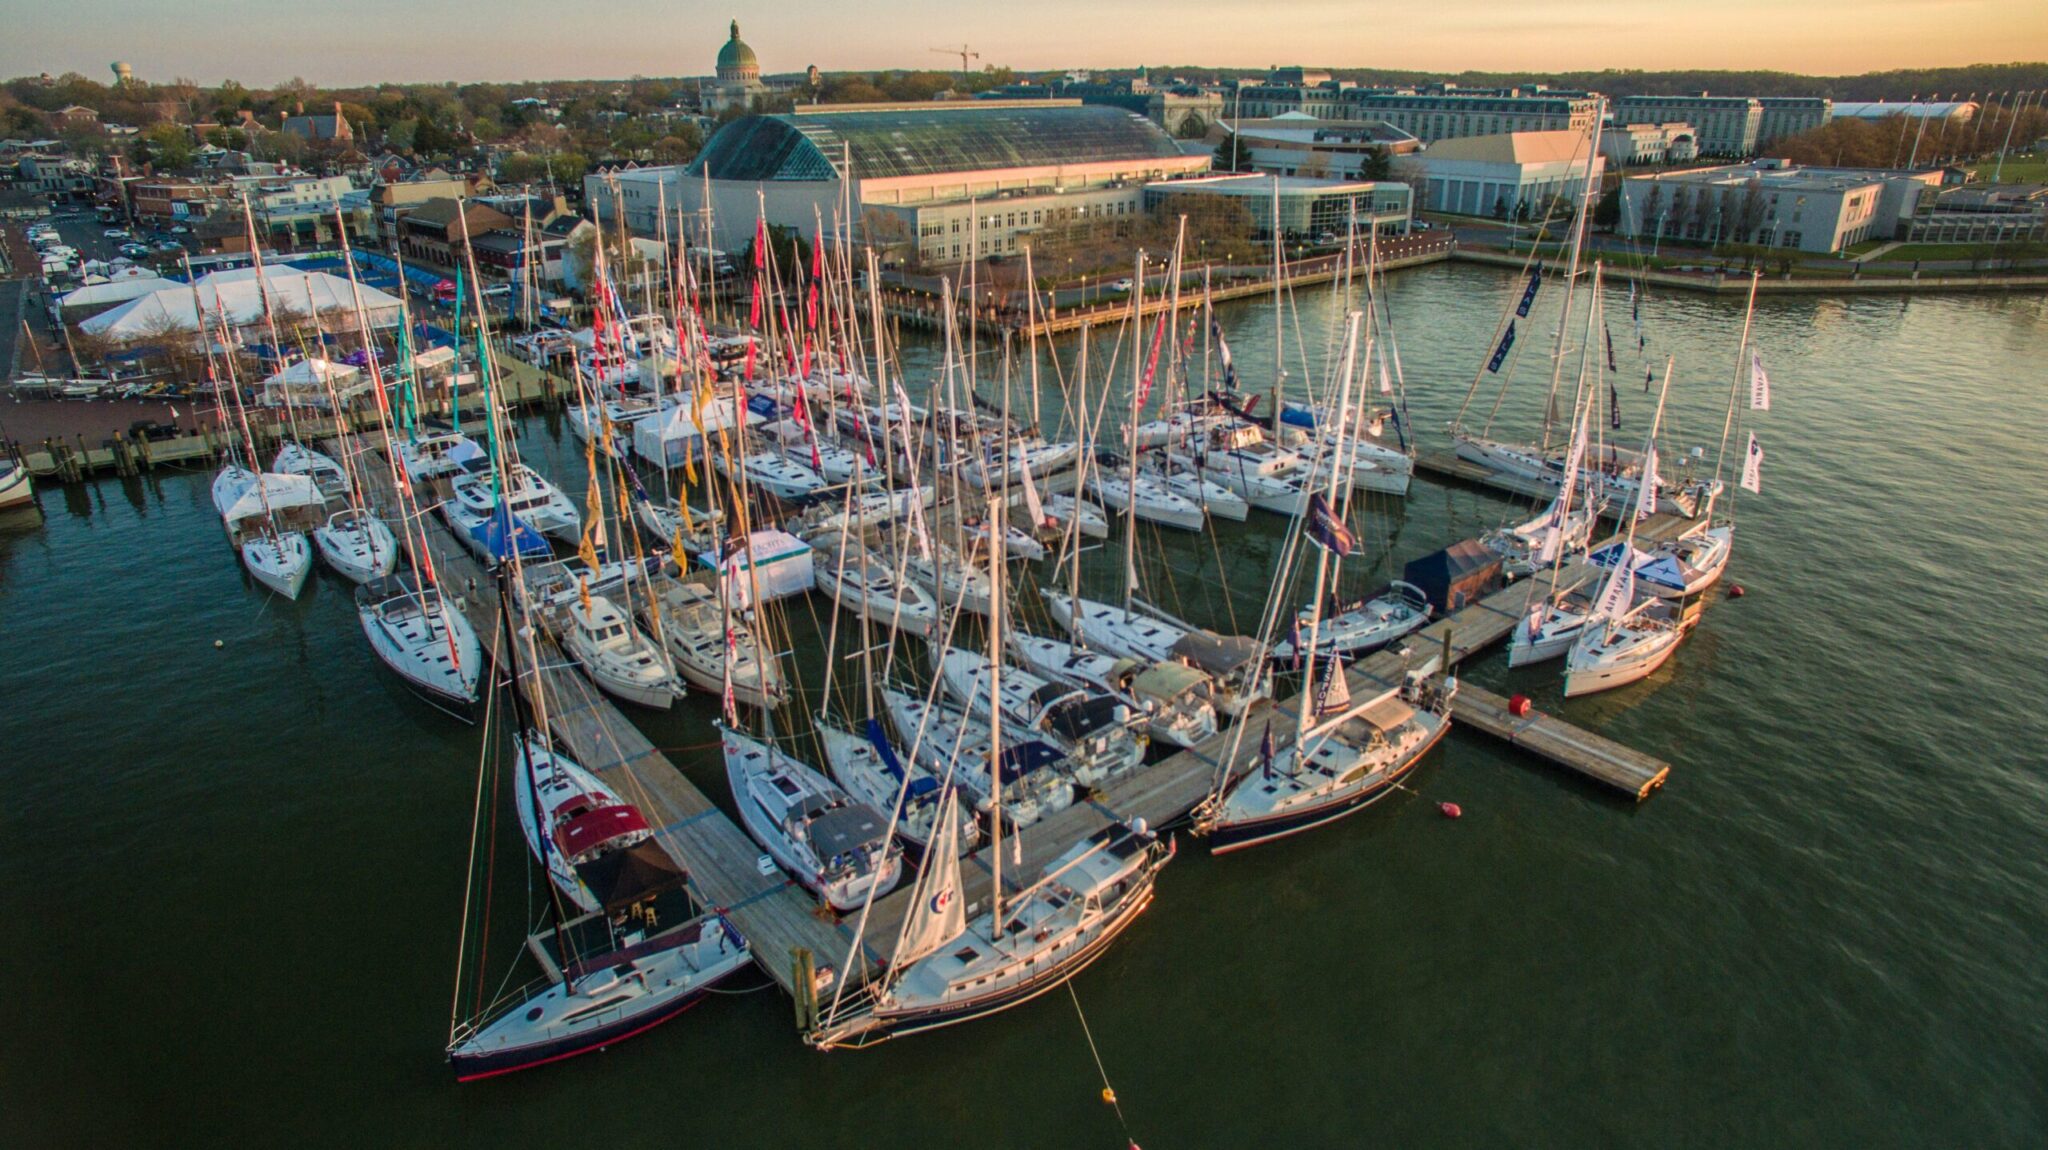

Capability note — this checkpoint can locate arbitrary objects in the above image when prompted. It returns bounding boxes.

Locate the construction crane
[930,44,981,78]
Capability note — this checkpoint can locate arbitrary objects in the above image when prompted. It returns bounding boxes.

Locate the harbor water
[4,263,2045,1146]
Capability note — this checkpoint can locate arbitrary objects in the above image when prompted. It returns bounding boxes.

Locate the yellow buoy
[1100,1087,1117,1105]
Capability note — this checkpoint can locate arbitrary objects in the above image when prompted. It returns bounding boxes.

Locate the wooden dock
[1448,685,1668,800]
[338,437,872,999]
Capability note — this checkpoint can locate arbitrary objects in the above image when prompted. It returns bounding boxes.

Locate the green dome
[716,20,758,74]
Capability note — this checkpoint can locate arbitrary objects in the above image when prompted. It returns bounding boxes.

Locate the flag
[1136,312,1167,410]
[1212,319,1238,390]
[1604,326,1617,373]
[1305,492,1357,555]
[721,627,739,723]
[1749,349,1771,411]
[1316,653,1352,717]
[1609,383,1621,430]
[1630,283,1639,322]
[1286,616,1304,669]
[1259,723,1274,778]
[1515,270,1540,318]
[1644,366,1654,393]
[1376,339,1393,396]
[1487,321,1516,373]
[1635,446,1660,521]
[1740,432,1764,493]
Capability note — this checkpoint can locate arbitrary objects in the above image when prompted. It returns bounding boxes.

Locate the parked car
[120,243,152,259]
[155,240,184,253]
[103,227,131,239]
[1111,278,1134,292]
[168,225,189,235]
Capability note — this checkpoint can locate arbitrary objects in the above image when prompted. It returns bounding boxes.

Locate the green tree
[1360,147,1395,182]
[134,121,194,169]
[1212,137,1246,173]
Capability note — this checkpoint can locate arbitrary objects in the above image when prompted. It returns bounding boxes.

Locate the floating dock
[1448,685,1668,800]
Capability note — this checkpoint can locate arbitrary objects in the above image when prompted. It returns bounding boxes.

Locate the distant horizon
[7,0,2046,90]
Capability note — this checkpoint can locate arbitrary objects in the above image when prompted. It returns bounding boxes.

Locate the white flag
[1749,349,1771,411]
[1740,433,1764,493]
[1376,339,1393,396]
[1635,446,1660,522]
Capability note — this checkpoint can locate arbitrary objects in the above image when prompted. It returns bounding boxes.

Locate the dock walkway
[338,437,870,997]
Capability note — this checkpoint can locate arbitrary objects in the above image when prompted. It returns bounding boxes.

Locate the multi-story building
[582,164,688,238]
[131,176,233,223]
[1756,97,1832,146]
[1600,122,1699,167]
[1404,130,1605,218]
[398,198,516,273]
[1222,117,1422,179]
[1611,94,1762,157]
[1229,78,1353,120]
[1617,159,1943,252]
[1143,173,1412,242]
[681,100,1209,256]
[1339,85,1601,143]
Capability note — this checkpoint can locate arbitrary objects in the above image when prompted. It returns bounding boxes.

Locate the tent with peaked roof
[80,268,404,342]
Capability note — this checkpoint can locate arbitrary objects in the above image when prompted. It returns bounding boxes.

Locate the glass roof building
[681,100,1211,252]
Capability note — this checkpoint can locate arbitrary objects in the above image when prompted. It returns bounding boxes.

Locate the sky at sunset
[6,0,2046,85]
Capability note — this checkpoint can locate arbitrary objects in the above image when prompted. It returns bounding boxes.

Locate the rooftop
[689,101,1189,183]
[1421,130,1598,165]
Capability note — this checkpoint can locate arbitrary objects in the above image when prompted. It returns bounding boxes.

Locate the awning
[572,839,686,912]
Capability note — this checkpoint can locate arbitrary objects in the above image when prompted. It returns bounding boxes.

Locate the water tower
[111,61,134,87]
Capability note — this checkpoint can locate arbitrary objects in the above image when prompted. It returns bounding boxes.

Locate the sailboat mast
[1270,174,1284,436]
[985,499,1006,928]
[1122,251,1144,615]
[1714,269,1762,492]
[1293,311,1363,740]
[1539,101,1606,451]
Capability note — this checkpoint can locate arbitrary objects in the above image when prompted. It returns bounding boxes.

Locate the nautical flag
[792,386,823,471]
[1136,312,1167,410]
[1635,446,1660,522]
[806,243,822,330]
[1259,723,1274,778]
[1305,492,1357,556]
[1740,432,1764,493]
[1212,319,1239,389]
[1316,653,1352,717]
[1487,321,1516,373]
[1609,383,1621,430]
[1516,270,1540,318]
[1749,349,1771,411]
[721,627,739,723]
[1605,326,1618,373]
[1644,366,1654,393]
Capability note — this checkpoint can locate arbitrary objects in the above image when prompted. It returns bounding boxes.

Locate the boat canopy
[553,803,651,860]
[1170,630,1264,675]
[1132,661,1208,702]
[221,471,324,524]
[571,839,685,912]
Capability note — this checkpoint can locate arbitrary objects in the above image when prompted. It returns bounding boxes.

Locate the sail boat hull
[241,534,312,599]
[1205,717,1449,854]
[448,916,751,1081]
[1563,625,1683,697]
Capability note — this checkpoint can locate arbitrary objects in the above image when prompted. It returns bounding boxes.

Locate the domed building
[706,19,767,115]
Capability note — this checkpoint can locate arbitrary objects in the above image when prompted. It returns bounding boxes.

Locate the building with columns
[704,20,767,115]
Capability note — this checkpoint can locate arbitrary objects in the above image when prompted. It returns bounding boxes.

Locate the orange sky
[8,1,2047,85]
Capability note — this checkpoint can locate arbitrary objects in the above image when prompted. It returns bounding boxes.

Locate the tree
[1593,185,1622,228]
[133,121,193,169]
[651,124,703,166]
[1212,137,1246,173]
[1359,146,1395,182]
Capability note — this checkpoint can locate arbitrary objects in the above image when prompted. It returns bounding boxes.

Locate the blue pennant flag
[1306,492,1357,556]
[1609,383,1621,430]
[1644,366,1654,393]
[1516,270,1541,318]
[1605,327,1618,373]
[1388,403,1409,451]
[1487,321,1517,374]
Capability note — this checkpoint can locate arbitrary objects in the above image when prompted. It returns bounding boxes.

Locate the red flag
[748,278,763,329]
[743,339,757,381]
[799,334,814,380]
[1136,312,1168,410]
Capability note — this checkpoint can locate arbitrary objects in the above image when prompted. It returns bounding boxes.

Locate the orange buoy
[1508,693,1532,717]
[1101,1087,1118,1105]
[1439,802,1463,819]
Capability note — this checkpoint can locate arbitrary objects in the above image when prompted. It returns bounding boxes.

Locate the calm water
[5,264,2046,1147]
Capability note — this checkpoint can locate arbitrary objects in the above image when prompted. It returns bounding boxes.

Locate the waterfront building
[1617,159,1944,252]
[397,198,515,273]
[680,100,1208,259]
[1757,97,1833,145]
[1229,75,1353,120]
[1141,173,1412,241]
[1611,94,1762,157]
[1600,122,1699,167]
[1403,130,1605,218]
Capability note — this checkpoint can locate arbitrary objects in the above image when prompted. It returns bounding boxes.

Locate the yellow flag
[577,575,591,615]
[678,498,694,532]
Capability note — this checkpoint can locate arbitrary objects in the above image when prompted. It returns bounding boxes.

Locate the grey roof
[690,103,1186,183]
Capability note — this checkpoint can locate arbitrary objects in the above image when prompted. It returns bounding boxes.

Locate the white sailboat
[213,466,321,599]
[721,727,903,914]
[933,646,1146,790]
[815,719,981,859]
[273,440,351,500]
[1008,632,1219,750]
[880,686,1073,828]
[640,575,785,709]
[1087,454,1207,532]
[313,508,399,584]
[810,530,940,638]
[356,573,483,718]
[451,463,581,544]
[558,591,684,710]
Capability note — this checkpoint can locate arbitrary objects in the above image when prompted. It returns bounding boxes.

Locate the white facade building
[1406,131,1605,218]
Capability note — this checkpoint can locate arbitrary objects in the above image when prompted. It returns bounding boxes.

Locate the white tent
[80,267,405,341]
[219,471,325,527]
[258,357,370,409]
[58,274,182,311]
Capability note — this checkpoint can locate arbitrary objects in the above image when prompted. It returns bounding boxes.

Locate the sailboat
[1087,451,1206,532]
[356,573,483,718]
[1008,632,1219,749]
[558,590,684,710]
[881,686,1074,828]
[815,718,981,859]
[1563,359,1688,698]
[450,463,581,545]
[808,800,1172,1048]
[639,575,785,709]
[810,529,940,638]
[933,645,1147,790]
[721,727,903,913]
[273,440,351,500]
[446,564,748,1081]
[212,465,320,599]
